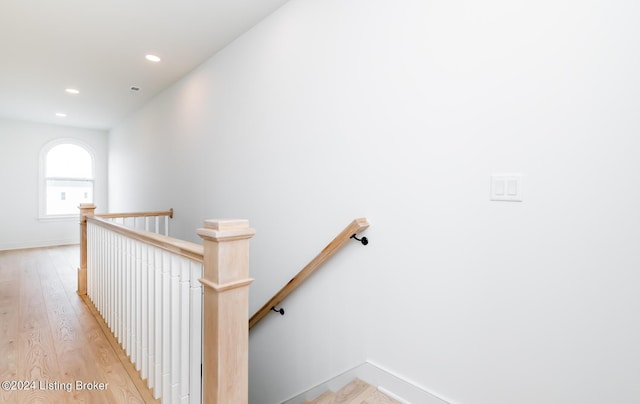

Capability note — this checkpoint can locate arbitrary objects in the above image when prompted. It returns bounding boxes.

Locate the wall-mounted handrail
[249,217,369,329]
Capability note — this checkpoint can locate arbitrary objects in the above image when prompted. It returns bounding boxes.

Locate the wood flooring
[0,245,157,404]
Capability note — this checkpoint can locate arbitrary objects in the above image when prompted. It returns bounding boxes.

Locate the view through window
[45,143,94,215]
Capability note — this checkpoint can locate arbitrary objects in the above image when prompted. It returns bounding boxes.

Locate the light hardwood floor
[0,245,157,404]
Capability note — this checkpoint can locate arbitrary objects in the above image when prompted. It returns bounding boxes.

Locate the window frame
[39,138,96,221]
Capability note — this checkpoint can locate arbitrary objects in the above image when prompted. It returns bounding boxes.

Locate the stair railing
[96,208,174,236]
[77,204,255,404]
[249,217,369,329]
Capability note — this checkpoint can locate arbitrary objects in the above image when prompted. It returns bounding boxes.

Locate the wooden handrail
[249,217,369,329]
[88,215,203,262]
[95,208,174,219]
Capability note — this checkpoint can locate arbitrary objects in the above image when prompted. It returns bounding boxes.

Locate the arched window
[41,140,94,217]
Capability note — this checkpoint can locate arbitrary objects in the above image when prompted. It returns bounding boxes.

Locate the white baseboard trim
[0,239,79,251]
[358,361,453,404]
[281,361,450,404]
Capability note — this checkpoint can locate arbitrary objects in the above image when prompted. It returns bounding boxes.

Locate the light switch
[491,174,523,202]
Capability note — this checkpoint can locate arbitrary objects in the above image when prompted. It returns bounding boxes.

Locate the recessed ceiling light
[145,54,161,62]
[56,113,67,117]
[65,88,80,94]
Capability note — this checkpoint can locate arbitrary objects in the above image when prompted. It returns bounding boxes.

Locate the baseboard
[0,239,78,251]
[281,361,450,404]
[356,361,453,404]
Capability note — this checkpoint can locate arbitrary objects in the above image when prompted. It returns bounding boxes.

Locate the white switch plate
[491,174,523,202]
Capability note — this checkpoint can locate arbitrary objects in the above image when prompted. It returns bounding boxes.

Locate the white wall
[0,118,108,250]
[108,1,640,403]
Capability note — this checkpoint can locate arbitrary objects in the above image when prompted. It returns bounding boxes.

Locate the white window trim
[39,138,96,221]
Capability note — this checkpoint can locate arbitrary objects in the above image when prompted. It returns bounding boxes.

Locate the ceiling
[0,0,290,131]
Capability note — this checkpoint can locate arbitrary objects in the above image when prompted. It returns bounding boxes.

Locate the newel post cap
[78,203,96,224]
[197,219,256,242]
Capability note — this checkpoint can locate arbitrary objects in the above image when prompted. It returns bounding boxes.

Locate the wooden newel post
[197,219,256,404]
[77,203,96,295]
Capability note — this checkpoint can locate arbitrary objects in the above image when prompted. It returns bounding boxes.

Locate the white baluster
[134,240,142,371]
[179,257,190,402]
[86,223,92,299]
[105,231,111,327]
[141,242,149,379]
[125,238,132,354]
[147,245,156,392]
[162,250,171,402]
[170,254,181,403]
[189,261,203,404]
[114,234,121,343]
[96,226,102,314]
[154,247,164,399]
